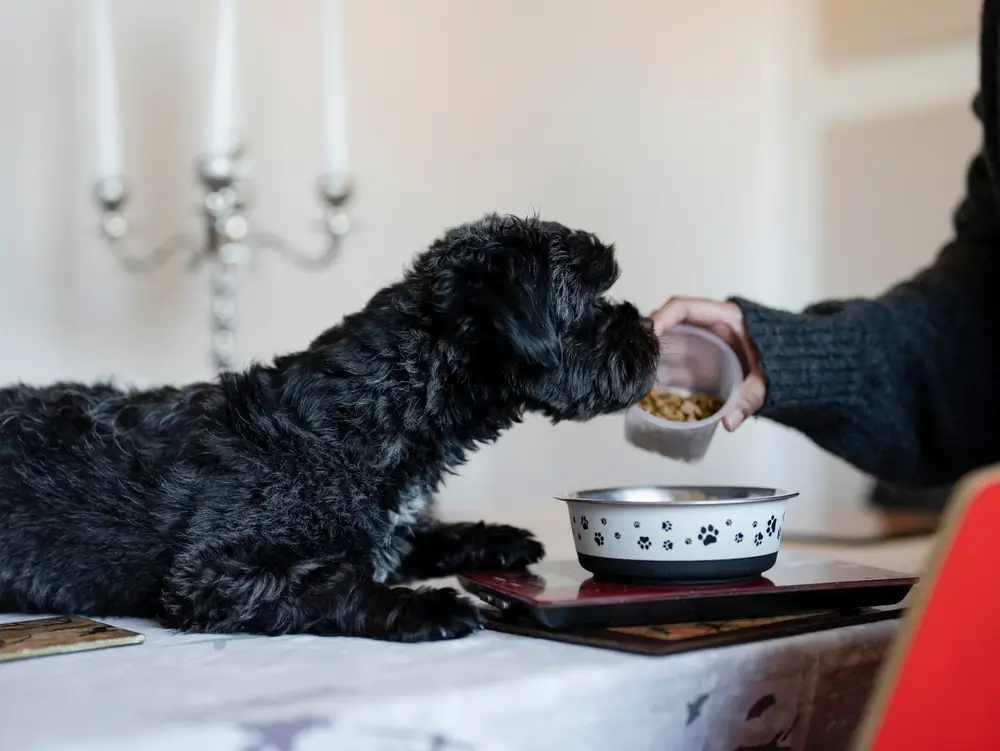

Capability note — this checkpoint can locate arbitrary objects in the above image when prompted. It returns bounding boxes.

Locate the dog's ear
[425,217,560,368]
[488,270,560,369]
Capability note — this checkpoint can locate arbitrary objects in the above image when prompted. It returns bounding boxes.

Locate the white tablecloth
[0,582,899,751]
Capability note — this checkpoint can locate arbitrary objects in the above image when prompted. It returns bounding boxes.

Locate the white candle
[93,0,122,176]
[205,0,238,156]
[322,0,350,174]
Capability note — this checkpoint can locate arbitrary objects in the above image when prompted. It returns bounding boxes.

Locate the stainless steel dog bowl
[555,486,799,583]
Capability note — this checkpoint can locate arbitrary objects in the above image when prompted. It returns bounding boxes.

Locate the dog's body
[0,215,658,641]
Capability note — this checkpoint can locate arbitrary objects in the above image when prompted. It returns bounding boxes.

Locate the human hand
[650,297,766,432]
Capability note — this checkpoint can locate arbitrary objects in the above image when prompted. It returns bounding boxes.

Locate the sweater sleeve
[730,99,1000,487]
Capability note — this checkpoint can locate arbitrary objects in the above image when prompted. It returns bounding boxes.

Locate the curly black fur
[0,214,658,642]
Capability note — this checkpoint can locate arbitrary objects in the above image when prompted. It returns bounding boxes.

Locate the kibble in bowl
[624,325,742,462]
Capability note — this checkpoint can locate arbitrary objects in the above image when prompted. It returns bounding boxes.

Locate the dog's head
[410,213,659,421]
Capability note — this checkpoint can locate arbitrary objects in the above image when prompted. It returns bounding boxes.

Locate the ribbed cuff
[728,297,871,419]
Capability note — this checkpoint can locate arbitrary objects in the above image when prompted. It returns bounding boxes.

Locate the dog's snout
[640,317,654,332]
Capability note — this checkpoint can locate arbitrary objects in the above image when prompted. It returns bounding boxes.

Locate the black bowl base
[578,552,778,586]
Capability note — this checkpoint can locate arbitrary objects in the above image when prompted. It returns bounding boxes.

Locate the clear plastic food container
[624,324,743,462]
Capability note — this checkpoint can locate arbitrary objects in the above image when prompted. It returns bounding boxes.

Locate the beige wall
[822,102,979,299]
[819,0,981,64]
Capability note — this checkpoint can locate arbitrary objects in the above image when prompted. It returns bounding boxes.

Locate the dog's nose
[640,317,654,332]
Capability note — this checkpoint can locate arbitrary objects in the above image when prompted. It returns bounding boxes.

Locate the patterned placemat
[482,605,906,655]
[0,616,144,662]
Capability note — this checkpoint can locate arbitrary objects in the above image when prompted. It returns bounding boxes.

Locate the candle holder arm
[107,230,201,274]
[244,172,353,271]
[245,226,344,271]
[93,177,200,272]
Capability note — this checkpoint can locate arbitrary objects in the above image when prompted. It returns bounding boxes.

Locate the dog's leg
[392,520,545,581]
[160,545,483,642]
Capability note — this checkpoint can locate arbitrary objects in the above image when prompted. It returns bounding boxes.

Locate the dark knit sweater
[731,0,1000,487]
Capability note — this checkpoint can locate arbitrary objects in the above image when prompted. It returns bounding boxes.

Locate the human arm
[654,102,1000,486]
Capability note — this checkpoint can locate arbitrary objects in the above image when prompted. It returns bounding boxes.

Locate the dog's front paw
[465,523,546,571]
[387,587,484,643]
[398,521,546,579]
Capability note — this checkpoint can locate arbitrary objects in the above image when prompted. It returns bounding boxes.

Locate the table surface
[0,563,904,751]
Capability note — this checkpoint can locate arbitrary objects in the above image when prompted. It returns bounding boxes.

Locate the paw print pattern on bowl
[577,533,582,540]
[735,532,744,543]
[663,540,673,551]
[637,536,652,550]
[777,527,782,541]
[685,538,692,545]
[594,532,605,547]
[697,525,718,546]
[581,516,589,530]
[633,521,641,529]
[661,521,673,532]
[614,532,621,540]
[754,532,763,546]
[600,518,607,525]
[752,521,758,528]
[766,515,777,536]
[725,519,733,526]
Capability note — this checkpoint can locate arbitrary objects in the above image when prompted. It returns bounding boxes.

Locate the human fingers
[650,297,744,336]
[722,371,766,432]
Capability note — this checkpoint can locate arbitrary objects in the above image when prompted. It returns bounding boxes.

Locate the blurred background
[0,0,982,558]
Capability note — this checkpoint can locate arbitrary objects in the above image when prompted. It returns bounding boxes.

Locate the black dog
[0,214,658,642]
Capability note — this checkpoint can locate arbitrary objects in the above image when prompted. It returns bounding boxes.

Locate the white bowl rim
[555,485,799,507]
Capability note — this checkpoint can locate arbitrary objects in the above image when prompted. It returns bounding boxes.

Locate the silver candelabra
[92,146,353,372]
